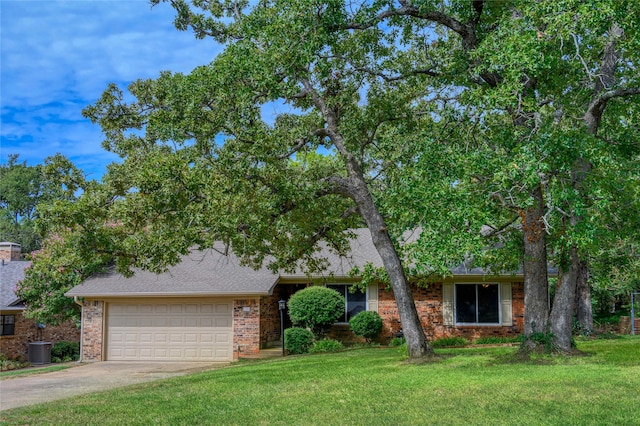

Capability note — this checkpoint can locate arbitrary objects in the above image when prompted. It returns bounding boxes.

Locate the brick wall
[0,311,80,360]
[378,282,525,342]
[80,300,104,362]
[260,288,286,347]
[233,299,260,359]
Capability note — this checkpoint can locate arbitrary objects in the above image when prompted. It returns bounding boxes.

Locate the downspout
[73,296,83,363]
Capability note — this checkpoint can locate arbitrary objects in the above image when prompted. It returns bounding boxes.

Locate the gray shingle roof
[65,228,529,299]
[0,261,29,310]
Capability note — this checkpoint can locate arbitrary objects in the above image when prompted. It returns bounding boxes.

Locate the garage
[106,299,233,362]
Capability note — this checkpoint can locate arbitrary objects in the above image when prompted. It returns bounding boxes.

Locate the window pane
[327,285,348,323]
[455,285,476,323]
[477,285,499,323]
[346,288,366,321]
[5,315,14,324]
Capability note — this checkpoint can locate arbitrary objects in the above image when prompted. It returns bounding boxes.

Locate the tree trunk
[550,246,579,351]
[574,258,593,333]
[348,170,434,359]
[520,185,550,350]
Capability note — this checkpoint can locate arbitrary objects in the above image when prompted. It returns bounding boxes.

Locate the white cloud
[1,0,221,179]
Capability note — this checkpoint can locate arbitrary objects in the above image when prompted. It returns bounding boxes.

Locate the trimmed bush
[284,327,314,354]
[430,336,470,348]
[52,341,80,363]
[309,339,344,354]
[288,286,345,337]
[349,311,383,343]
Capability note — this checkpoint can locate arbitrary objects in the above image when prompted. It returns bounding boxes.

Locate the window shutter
[501,283,513,326]
[442,283,454,326]
[367,283,378,312]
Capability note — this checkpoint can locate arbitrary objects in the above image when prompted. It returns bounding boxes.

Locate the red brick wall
[80,300,104,362]
[234,299,260,359]
[378,282,524,342]
[260,287,286,347]
[0,311,80,360]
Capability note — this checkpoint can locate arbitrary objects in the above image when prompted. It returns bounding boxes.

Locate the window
[455,284,500,324]
[0,315,15,336]
[327,284,366,323]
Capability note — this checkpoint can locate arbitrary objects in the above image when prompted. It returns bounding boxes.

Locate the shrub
[52,341,80,363]
[349,311,383,343]
[430,336,469,348]
[284,327,314,354]
[288,286,344,337]
[309,339,344,354]
[389,336,406,347]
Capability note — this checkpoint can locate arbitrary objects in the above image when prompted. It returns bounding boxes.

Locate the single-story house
[0,242,80,360]
[66,229,524,362]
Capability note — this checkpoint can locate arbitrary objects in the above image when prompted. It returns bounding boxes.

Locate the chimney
[0,242,22,262]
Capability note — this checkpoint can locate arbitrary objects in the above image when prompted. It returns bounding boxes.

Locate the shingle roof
[0,261,29,310]
[65,228,529,299]
[66,249,280,298]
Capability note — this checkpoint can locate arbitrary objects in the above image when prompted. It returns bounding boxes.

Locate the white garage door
[107,299,233,362]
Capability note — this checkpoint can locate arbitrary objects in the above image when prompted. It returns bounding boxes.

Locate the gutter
[73,296,83,363]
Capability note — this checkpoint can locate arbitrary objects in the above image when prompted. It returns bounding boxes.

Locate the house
[66,230,524,362]
[0,243,80,360]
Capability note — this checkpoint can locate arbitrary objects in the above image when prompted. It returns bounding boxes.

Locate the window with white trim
[327,284,366,323]
[0,314,15,336]
[455,283,500,325]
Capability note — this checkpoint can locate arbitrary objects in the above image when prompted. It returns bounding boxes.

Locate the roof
[0,261,29,311]
[65,228,526,299]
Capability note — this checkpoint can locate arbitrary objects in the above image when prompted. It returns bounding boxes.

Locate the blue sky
[1,0,220,180]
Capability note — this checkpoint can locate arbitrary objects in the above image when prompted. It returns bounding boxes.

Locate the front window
[327,284,366,323]
[455,284,499,324]
[0,315,15,336]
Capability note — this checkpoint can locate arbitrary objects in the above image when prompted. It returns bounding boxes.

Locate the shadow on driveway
[0,361,227,411]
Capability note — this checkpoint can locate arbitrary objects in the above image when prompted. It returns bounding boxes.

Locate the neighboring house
[0,243,81,360]
[67,230,525,362]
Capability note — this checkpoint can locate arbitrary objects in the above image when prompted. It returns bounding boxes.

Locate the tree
[337,0,640,351]
[77,0,439,359]
[0,154,86,253]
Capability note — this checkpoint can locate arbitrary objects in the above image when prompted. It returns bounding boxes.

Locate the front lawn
[2,337,639,425]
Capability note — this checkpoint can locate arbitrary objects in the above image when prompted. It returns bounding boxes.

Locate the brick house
[66,230,525,362]
[0,243,80,360]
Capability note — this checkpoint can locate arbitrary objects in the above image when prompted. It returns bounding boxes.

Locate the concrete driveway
[0,361,227,411]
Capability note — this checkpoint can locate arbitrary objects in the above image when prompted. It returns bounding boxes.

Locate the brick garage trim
[79,300,105,362]
[233,299,260,359]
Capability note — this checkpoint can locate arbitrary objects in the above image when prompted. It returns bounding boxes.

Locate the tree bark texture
[550,245,579,351]
[574,258,593,332]
[520,185,550,349]
[348,172,435,358]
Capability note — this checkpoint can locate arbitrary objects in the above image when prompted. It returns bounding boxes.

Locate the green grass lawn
[2,337,639,425]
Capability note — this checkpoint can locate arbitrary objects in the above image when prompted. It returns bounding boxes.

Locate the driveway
[0,361,227,411]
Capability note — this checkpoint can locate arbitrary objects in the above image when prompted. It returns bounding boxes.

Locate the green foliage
[51,341,80,363]
[309,338,344,354]
[349,311,383,343]
[287,287,344,338]
[388,336,406,347]
[523,331,558,353]
[16,233,110,325]
[430,337,470,348]
[284,327,314,355]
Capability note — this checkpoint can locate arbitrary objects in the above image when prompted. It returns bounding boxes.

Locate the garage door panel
[107,300,233,362]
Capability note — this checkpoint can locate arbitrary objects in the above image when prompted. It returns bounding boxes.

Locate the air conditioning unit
[28,341,52,364]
